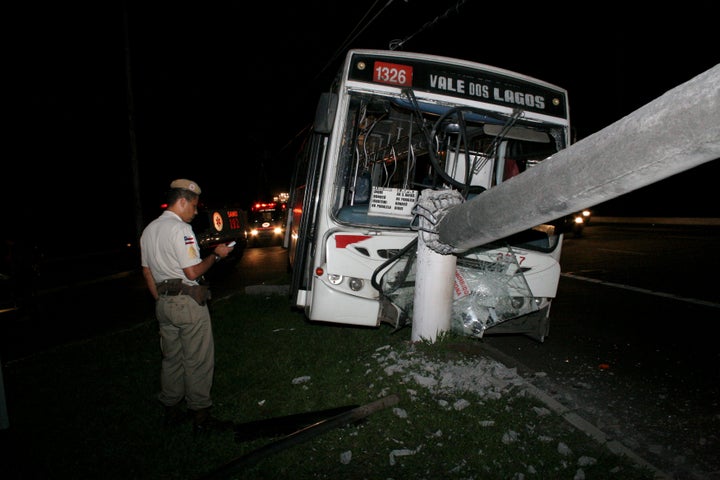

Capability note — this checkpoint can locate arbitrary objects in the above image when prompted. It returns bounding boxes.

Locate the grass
[2,291,656,479]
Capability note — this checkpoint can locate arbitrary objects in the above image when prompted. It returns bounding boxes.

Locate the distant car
[578,209,592,225]
[554,209,592,237]
[246,201,286,247]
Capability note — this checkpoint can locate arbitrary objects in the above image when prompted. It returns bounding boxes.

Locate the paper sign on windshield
[368,187,418,218]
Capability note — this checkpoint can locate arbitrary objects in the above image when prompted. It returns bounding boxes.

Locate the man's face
[179,197,199,223]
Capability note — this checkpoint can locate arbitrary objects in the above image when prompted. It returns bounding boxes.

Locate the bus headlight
[348,277,364,291]
[327,273,343,285]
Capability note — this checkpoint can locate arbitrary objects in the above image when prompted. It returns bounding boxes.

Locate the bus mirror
[314,92,338,134]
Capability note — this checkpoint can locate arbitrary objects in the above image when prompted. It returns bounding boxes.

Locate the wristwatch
[213,254,222,262]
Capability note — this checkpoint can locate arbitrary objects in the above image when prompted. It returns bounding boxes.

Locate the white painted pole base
[411,233,456,343]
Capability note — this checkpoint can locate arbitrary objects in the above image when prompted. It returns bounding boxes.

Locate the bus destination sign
[351,53,567,119]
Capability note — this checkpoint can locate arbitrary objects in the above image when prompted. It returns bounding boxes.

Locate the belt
[156,279,211,306]
[156,279,185,296]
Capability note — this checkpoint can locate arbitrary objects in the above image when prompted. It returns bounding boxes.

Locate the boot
[163,403,191,428]
[191,407,233,435]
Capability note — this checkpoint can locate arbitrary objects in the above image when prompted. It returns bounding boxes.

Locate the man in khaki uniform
[140,179,234,434]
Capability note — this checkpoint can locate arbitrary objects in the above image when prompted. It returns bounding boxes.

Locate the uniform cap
[170,179,202,194]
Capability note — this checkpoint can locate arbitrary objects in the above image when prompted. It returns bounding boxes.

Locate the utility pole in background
[0,355,8,430]
[123,2,144,242]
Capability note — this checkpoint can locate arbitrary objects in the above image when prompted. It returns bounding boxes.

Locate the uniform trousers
[155,294,215,411]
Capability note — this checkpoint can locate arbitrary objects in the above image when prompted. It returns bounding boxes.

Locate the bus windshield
[333,91,566,233]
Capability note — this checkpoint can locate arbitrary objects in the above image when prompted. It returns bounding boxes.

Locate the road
[0,243,289,362]
[1,224,719,478]
[481,223,720,480]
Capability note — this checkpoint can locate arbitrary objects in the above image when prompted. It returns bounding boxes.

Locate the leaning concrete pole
[438,63,720,251]
[412,63,719,342]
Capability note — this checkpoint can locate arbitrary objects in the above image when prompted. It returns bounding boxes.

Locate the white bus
[286,49,571,341]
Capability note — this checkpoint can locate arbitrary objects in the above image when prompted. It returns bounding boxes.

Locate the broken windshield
[332,90,565,229]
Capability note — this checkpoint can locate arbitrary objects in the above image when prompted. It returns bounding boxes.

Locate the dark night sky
[8,2,718,254]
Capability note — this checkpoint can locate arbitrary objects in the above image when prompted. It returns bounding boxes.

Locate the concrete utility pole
[412,63,720,342]
[438,63,720,251]
[411,189,463,342]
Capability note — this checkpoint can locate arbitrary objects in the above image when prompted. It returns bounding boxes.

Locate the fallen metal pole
[200,394,400,479]
[233,404,359,443]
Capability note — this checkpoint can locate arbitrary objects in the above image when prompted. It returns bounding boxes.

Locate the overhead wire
[292,1,466,153]
[389,0,467,50]
[314,0,396,81]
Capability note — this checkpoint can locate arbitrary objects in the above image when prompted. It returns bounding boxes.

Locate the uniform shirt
[140,210,202,286]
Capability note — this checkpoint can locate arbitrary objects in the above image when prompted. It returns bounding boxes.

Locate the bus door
[287,93,336,307]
